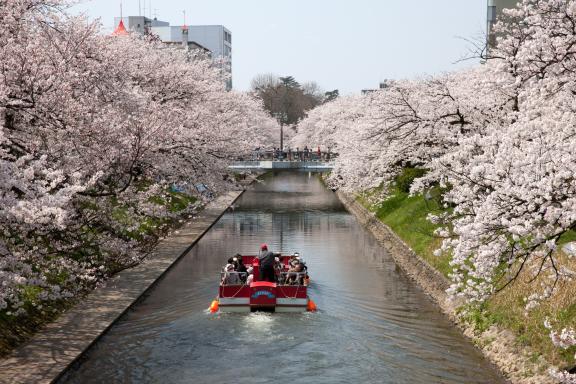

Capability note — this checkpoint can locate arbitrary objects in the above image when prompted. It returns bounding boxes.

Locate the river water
[60,172,504,384]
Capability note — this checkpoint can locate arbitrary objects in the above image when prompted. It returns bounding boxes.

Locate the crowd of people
[253,146,332,162]
[221,244,308,286]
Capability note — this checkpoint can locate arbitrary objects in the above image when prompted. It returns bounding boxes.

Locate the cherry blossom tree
[0,0,277,313]
[546,320,576,383]
[295,66,511,192]
[416,0,576,303]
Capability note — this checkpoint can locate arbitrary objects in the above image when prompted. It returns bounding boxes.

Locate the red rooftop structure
[112,19,129,36]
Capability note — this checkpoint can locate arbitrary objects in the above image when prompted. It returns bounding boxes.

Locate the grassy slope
[359,186,576,371]
[359,187,452,277]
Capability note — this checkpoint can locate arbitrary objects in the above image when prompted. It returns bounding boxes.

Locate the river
[60,172,505,384]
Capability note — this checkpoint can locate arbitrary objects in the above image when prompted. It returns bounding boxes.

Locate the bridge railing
[239,150,338,162]
[228,160,334,170]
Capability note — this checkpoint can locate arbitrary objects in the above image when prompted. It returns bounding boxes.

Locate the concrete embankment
[336,191,553,384]
[0,190,243,384]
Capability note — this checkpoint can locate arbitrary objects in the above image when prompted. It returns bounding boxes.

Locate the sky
[73,0,488,95]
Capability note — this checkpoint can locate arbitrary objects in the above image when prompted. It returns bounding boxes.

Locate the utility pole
[274,111,286,152]
[278,89,287,151]
[280,121,284,152]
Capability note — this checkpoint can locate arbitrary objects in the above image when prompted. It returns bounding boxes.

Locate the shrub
[394,167,427,193]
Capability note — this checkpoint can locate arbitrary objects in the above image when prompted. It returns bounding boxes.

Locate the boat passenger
[235,254,248,282]
[294,253,307,272]
[288,253,299,268]
[285,262,305,285]
[258,243,276,283]
[222,263,242,285]
[290,252,306,267]
[246,266,254,285]
[274,256,283,279]
[222,261,233,273]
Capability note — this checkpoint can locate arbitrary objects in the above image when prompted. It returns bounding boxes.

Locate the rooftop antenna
[113,2,129,35]
[153,8,158,19]
[181,10,189,49]
[138,0,141,16]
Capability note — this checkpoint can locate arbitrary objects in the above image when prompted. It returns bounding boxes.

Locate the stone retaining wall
[336,191,456,315]
[336,190,553,384]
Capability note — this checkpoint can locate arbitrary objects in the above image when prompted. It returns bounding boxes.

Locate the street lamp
[280,114,284,152]
[273,111,287,152]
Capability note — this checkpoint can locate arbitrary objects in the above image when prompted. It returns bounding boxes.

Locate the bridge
[228,160,334,171]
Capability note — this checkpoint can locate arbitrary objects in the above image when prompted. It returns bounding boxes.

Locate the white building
[487,0,518,50]
[114,16,233,90]
[151,25,231,60]
[152,25,232,90]
[113,16,169,35]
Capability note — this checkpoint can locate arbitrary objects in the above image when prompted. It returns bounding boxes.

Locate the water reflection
[60,172,504,384]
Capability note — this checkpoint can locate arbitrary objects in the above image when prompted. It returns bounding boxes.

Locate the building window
[487,6,496,23]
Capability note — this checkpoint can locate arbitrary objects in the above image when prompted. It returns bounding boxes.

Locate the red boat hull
[218,283,309,312]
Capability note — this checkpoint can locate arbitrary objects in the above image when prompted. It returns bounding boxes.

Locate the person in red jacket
[258,243,276,282]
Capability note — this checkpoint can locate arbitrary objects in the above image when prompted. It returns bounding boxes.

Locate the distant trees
[324,89,339,103]
[251,74,334,127]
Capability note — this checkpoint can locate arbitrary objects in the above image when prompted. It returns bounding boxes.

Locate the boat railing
[278,272,307,286]
[220,272,248,286]
[219,271,308,286]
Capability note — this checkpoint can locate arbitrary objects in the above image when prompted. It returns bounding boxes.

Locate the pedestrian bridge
[229,160,334,172]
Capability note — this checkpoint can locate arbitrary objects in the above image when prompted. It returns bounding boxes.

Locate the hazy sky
[73,0,488,94]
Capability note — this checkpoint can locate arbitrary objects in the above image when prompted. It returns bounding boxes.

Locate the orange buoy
[307,299,317,312]
[209,299,219,313]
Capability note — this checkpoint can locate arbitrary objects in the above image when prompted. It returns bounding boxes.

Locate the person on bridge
[258,243,276,282]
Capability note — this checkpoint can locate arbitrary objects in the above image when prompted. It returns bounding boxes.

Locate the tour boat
[209,255,317,313]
